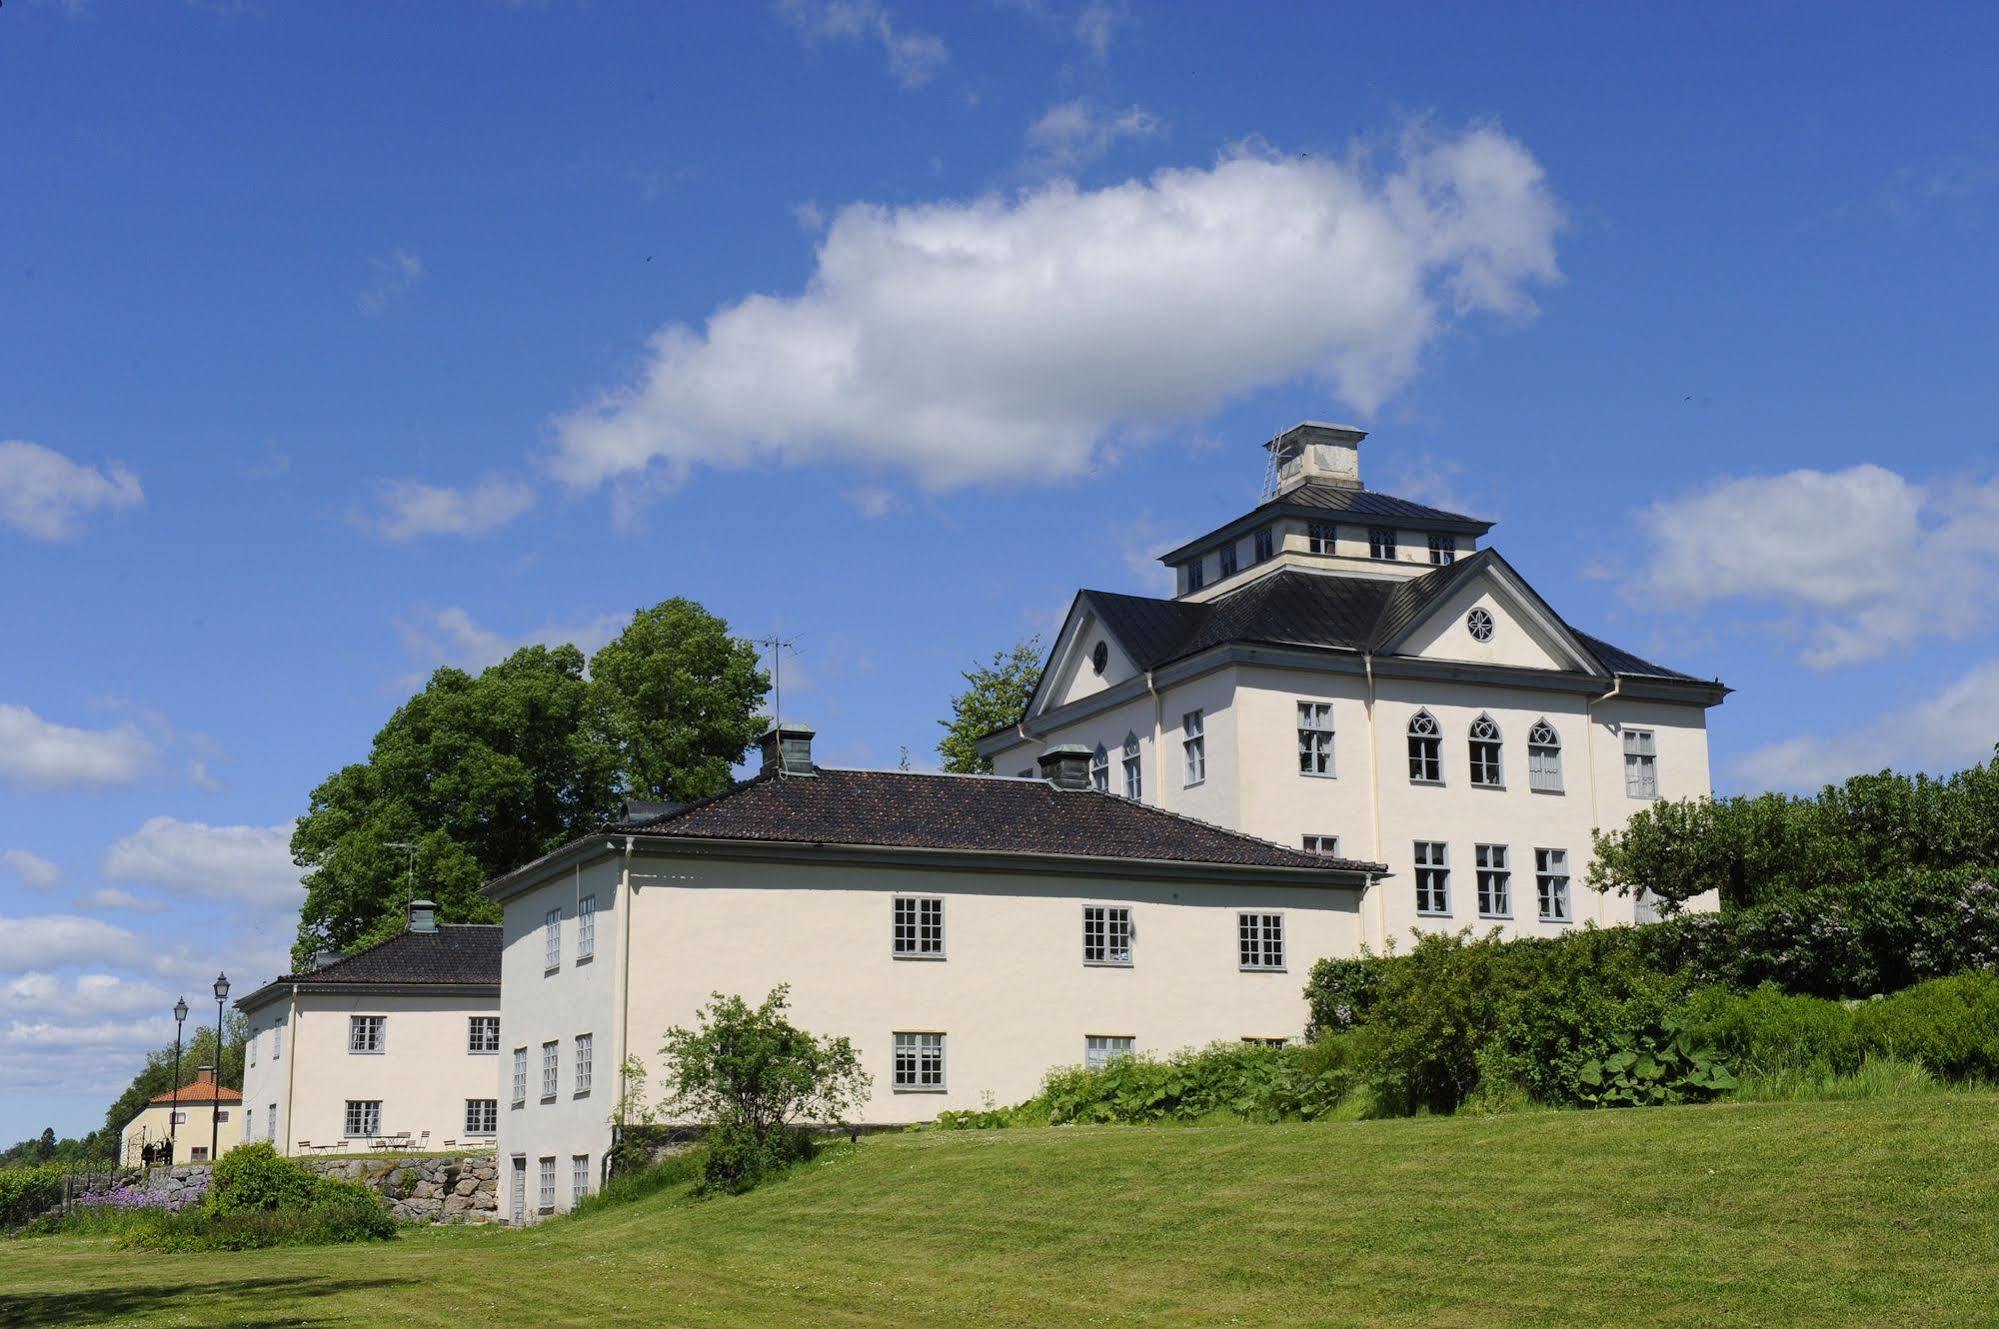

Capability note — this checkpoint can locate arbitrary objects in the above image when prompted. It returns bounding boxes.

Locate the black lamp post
[169,996,188,1166]
[210,973,229,1163]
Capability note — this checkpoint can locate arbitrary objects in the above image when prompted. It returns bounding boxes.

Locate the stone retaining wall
[98,1153,500,1225]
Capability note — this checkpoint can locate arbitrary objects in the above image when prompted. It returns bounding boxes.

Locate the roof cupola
[1266,422,1367,496]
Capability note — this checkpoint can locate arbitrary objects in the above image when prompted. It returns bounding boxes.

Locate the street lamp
[210,973,229,1164]
[169,997,188,1167]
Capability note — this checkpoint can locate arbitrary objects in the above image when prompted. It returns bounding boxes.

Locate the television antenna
[752,634,803,772]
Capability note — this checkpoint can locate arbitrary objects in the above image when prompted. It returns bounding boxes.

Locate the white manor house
[977,422,1728,943]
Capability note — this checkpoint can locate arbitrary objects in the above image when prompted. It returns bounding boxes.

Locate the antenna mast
[753,634,802,774]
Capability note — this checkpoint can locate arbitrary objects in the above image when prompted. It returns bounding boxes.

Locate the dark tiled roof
[1080,552,1707,683]
[1159,483,1492,562]
[608,768,1379,873]
[285,926,501,988]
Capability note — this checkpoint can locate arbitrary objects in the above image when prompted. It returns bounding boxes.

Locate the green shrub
[1731,1055,1946,1103]
[206,1142,318,1214]
[1303,952,1391,1036]
[1571,1017,1737,1107]
[1682,984,1864,1077]
[1851,972,1999,1080]
[127,1192,396,1251]
[0,1165,64,1229]
[566,1149,706,1220]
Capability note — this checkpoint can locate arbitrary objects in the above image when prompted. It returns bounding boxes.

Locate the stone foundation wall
[98,1153,500,1225]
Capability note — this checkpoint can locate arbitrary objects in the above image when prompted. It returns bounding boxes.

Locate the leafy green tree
[936,636,1043,774]
[290,600,767,966]
[657,986,870,1193]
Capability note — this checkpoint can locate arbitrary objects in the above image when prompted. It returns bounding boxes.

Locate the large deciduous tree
[290,599,766,966]
[936,636,1043,775]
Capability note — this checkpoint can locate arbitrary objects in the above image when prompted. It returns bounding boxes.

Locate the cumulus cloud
[0,704,156,789]
[775,0,947,88]
[0,849,62,891]
[396,605,629,679]
[369,475,537,540]
[4,971,170,1021]
[0,914,152,972]
[551,125,1561,497]
[1735,657,1999,791]
[0,440,144,541]
[1633,465,1999,667]
[1073,0,1126,61]
[1024,99,1163,174]
[357,247,425,315]
[104,818,302,913]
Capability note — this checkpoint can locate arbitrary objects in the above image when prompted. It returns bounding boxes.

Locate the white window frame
[511,1047,528,1107]
[1468,713,1503,787]
[537,1156,556,1213]
[1182,709,1206,786]
[1121,732,1142,800]
[544,907,562,972]
[577,895,596,962]
[1308,522,1337,554]
[343,1100,380,1139]
[572,1154,591,1203]
[1297,700,1335,777]
[468,1016,500,1055]
[1527,719,1563,794]
[574,1033,593,1095]
[1428,533,1455,566]
[266,1104,276,1142]
[892,896,945,959]
[465,1098,498,1136]
[540,1040,559,1100]
[1624,729,1659,799]
[1407,710,1443,784]
[273,1015,283,1060]
[348,1015,385,1055]
[1082,905,1133,966]
[1368,527,1397,560]
[1090,744,1109,792]
[1536,848,1573,923]
[892,1032,946,1092]
[1237,912,1285,971]
[1475,843,1512,919]
[1302,834,1340,858]
[1414,841,1450,916]
[1084,1035,1135,1070]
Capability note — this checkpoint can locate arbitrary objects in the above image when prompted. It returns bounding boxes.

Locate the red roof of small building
[147,1082,241,1106]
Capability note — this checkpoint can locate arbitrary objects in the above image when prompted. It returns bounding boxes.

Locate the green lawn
[5,1095,1997,1327]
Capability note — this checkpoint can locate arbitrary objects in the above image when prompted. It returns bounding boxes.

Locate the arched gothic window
[1407,710,1442,784]
[1090,743,1109,793]
[1468,713,1503,787]
[1527,719,1563,793]
[1121,733,1142,800]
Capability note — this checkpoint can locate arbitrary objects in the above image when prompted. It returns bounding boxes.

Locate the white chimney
[1266,422,1367,495]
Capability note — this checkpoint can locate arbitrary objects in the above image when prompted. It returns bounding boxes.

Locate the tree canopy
[291,599,767,966]
[1589,747,1999,912]
[99,1016,246,1143]
[936,636,1043,775]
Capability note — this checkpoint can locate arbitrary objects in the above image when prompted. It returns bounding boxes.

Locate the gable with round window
[1090,641,1108,675]
[1466,608,1495,642]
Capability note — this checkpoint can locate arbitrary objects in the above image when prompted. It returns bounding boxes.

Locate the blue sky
[3,1,1996,1141]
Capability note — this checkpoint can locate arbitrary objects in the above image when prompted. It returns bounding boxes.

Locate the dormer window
[1428,534,1455,566]
[1185,560,1205,592]
[1308,523,1337,554]
[1218,543,1238,578]
[1253,528,1273,563]
[1368,527,1397,560]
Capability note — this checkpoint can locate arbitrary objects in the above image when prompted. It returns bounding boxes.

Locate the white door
[510,1157,527,1224]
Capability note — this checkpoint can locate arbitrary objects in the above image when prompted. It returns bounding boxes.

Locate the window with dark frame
[1253,528,1274,563]
[1218,543,1238,578]
[1368,527,1397,559]
[893,896,945,957]
[1428,533,1455,565]
[1185,559,1205,592]
[1308,522,1337,554]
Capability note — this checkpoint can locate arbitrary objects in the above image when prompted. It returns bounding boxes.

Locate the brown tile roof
[291,925,501,987]
[147,1083,242,1106]
[607,767,1382,874]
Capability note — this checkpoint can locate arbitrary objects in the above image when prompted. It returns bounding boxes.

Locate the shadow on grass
[0,1273,411,1328]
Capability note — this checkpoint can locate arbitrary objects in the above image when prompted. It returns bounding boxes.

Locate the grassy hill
[5,1094,1998,1327]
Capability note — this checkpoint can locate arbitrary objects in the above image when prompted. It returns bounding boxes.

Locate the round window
[1091,641,1109,675]
[1466,608,1495,642]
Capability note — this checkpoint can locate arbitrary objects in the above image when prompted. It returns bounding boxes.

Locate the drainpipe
[613,836,636,1154]
[1145,670,1165,804]
[1362,653,1388,947]
[1584,677,1624,925]
[282,984,299,1157]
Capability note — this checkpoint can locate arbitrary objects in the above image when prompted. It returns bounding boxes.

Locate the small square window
[1302,834,1340,857]
[893,1032,946,1091]
[1084,1035,1134,1069]
[1308,522,1337,554]
[468,1016,500,1054]
[892,897,945,958]
[1083,905,1133,965]
[344,1100,381,1138]
[1237,913,1284,970]
[348,1015,385,1054]
[465,1099,498,1135]
[1368,527,1397,560]
[1428,533,1455,565]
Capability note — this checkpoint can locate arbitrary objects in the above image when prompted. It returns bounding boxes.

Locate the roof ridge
[1055,785,1383,872]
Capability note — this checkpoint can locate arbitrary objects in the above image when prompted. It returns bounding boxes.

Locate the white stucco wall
[239,983,502,1155]
[495,847,1360,1220]
[119,1100,243,1165]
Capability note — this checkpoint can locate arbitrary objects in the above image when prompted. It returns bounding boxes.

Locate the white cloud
[369,475,536,540]
[187,758,224,792]
[0,440,144,541]
[0,914,151,972]
[551,124,1561,497]
[82,887,167,914]
[775,0,947,88]
[1633,465,1999,668]
[0,703,156,789]
[1073,0,1125,61]
[357,247,425,315]
[843,485,902,518]
[1024,99,1162,174]
[397,605,629,678]
[5,971,169,1021]
[0,849,62,891]
[104,817,302,913]
[1735,657,1999,791]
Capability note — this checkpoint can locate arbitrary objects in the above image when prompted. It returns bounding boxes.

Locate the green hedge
[0,1166,64,1229]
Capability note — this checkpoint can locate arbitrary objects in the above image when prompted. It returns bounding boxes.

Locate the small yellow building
[119,1066,244,1166]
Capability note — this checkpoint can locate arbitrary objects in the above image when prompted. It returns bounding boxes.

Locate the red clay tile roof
[147,1082,242,1106]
